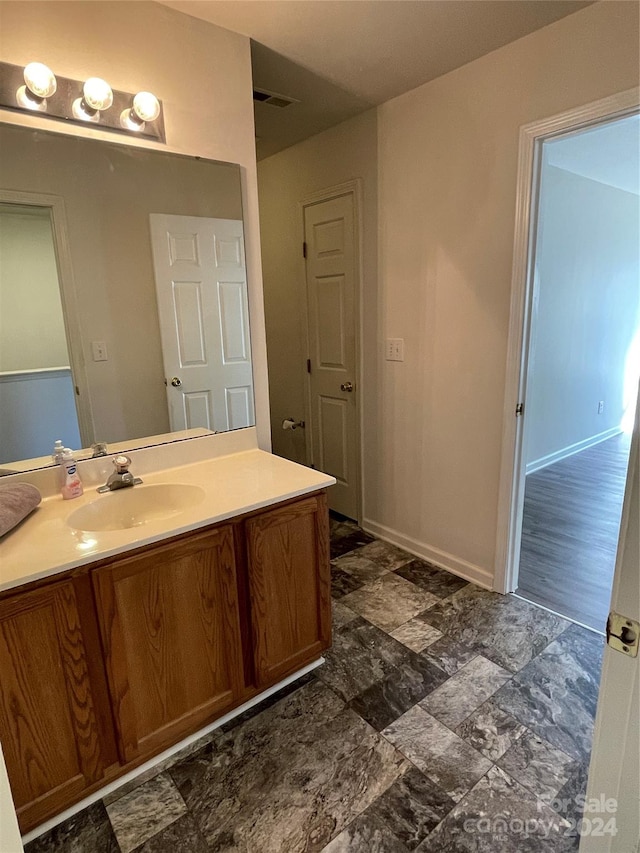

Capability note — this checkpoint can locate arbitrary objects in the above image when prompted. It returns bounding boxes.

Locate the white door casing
[149,214,254,434]
[495,87,640,595]
[580,392,639,853]
[0,743,22,853]
[304,191,360,520]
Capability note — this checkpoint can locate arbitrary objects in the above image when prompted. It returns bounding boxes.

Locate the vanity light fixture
[16,61,57,110]
[0,60,166,142]
[120,90,161,132]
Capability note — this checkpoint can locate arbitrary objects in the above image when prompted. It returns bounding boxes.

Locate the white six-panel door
[149,215,254,433]
[304,193,359,519]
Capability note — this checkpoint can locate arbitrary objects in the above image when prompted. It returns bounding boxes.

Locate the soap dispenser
[60,448,84,500]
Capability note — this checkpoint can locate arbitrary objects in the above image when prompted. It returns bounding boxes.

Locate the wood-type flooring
[517,432,631,632]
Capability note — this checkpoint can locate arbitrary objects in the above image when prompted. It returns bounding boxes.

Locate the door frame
[298,180,364,523]
[0,188,95,448]
[494,87,640,594]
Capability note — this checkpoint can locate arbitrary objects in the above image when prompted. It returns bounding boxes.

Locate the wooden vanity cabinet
[244,492,331,687]
[0,579,109,831]
[0,489,330,834]
[92,524,245,764]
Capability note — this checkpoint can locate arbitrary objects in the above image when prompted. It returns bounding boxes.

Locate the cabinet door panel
[0,581,104,828]
[93,526,243,763]
[246,494,331,687]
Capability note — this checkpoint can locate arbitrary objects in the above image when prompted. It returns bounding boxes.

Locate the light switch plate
[385,338,404,361]
[91,341,108,362]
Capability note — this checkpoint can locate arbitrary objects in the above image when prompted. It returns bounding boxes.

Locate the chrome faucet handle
[112,454,132,474]
[91,441,108,457]
[97,454,142,492]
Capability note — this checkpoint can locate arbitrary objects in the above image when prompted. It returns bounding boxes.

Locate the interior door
[304,193,359,520]
[149,214,254,433]
[580,394,639,853]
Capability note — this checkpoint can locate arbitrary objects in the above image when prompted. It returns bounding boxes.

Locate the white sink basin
[67,484,206,532]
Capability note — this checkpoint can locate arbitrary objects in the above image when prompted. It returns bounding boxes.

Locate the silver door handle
[171,377,182,387]
[340,381,354,392]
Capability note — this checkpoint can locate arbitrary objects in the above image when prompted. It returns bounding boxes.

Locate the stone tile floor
[26,517,604,852]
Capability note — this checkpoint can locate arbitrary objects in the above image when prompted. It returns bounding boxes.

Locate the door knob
[340,381,354,392]
[171,377,182,387]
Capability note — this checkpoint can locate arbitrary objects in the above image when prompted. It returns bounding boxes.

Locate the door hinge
[515,402,524,417]
[303,241,307,259]
[606,612,639,657]
[306,358,311,374]
[75,385,80,396]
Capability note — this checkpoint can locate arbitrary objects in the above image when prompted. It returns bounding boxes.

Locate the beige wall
[258,108,378,465]
[0,0,271,449]
[259,1,640,586]
[373,0,639,583]
[0,209,68,371]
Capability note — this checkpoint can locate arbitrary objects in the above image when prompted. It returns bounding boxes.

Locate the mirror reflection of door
[0,203,81,468]
[149,214,254,433]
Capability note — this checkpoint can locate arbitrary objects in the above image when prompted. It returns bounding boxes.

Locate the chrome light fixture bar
[0,62,165,142]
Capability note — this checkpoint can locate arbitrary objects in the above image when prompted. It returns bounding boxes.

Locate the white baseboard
[525,427,622,476]
[361,518,494,590]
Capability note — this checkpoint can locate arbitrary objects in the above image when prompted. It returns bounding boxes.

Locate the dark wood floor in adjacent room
[516,432,631,633]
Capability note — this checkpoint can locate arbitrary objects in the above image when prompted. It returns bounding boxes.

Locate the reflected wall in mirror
[0,123,255,474]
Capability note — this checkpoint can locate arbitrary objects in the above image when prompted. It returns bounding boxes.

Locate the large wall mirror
[0,123,255,475]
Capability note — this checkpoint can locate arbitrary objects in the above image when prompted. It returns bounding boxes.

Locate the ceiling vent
[252,88,299,109]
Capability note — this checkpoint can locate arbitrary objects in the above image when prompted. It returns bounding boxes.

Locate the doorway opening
[0,200,84,469]
[497,100,640,634]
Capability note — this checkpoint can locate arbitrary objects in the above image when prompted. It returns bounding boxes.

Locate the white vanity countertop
[0,449,335,594]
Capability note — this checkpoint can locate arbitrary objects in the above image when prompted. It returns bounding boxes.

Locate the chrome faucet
[97,455,143,493]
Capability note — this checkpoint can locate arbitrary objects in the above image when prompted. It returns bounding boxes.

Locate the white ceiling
[546,114,640,196]
[160,0,594,158]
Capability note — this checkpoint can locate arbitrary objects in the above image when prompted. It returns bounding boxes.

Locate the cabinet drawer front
[245,494,331,687]
[0,581,104,822]
[92,525,244,763]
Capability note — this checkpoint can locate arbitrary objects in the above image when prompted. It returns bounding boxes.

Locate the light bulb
[16,85,47,111]
[23,62,57,98]
[83,77,113,111]
[72,97,100,123]
[132,91,160,123]
[120,108,145,132]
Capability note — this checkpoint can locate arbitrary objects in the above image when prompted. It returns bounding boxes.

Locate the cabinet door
[0,580,105,831]
[245,493,332,687]
[92,526,244,763]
